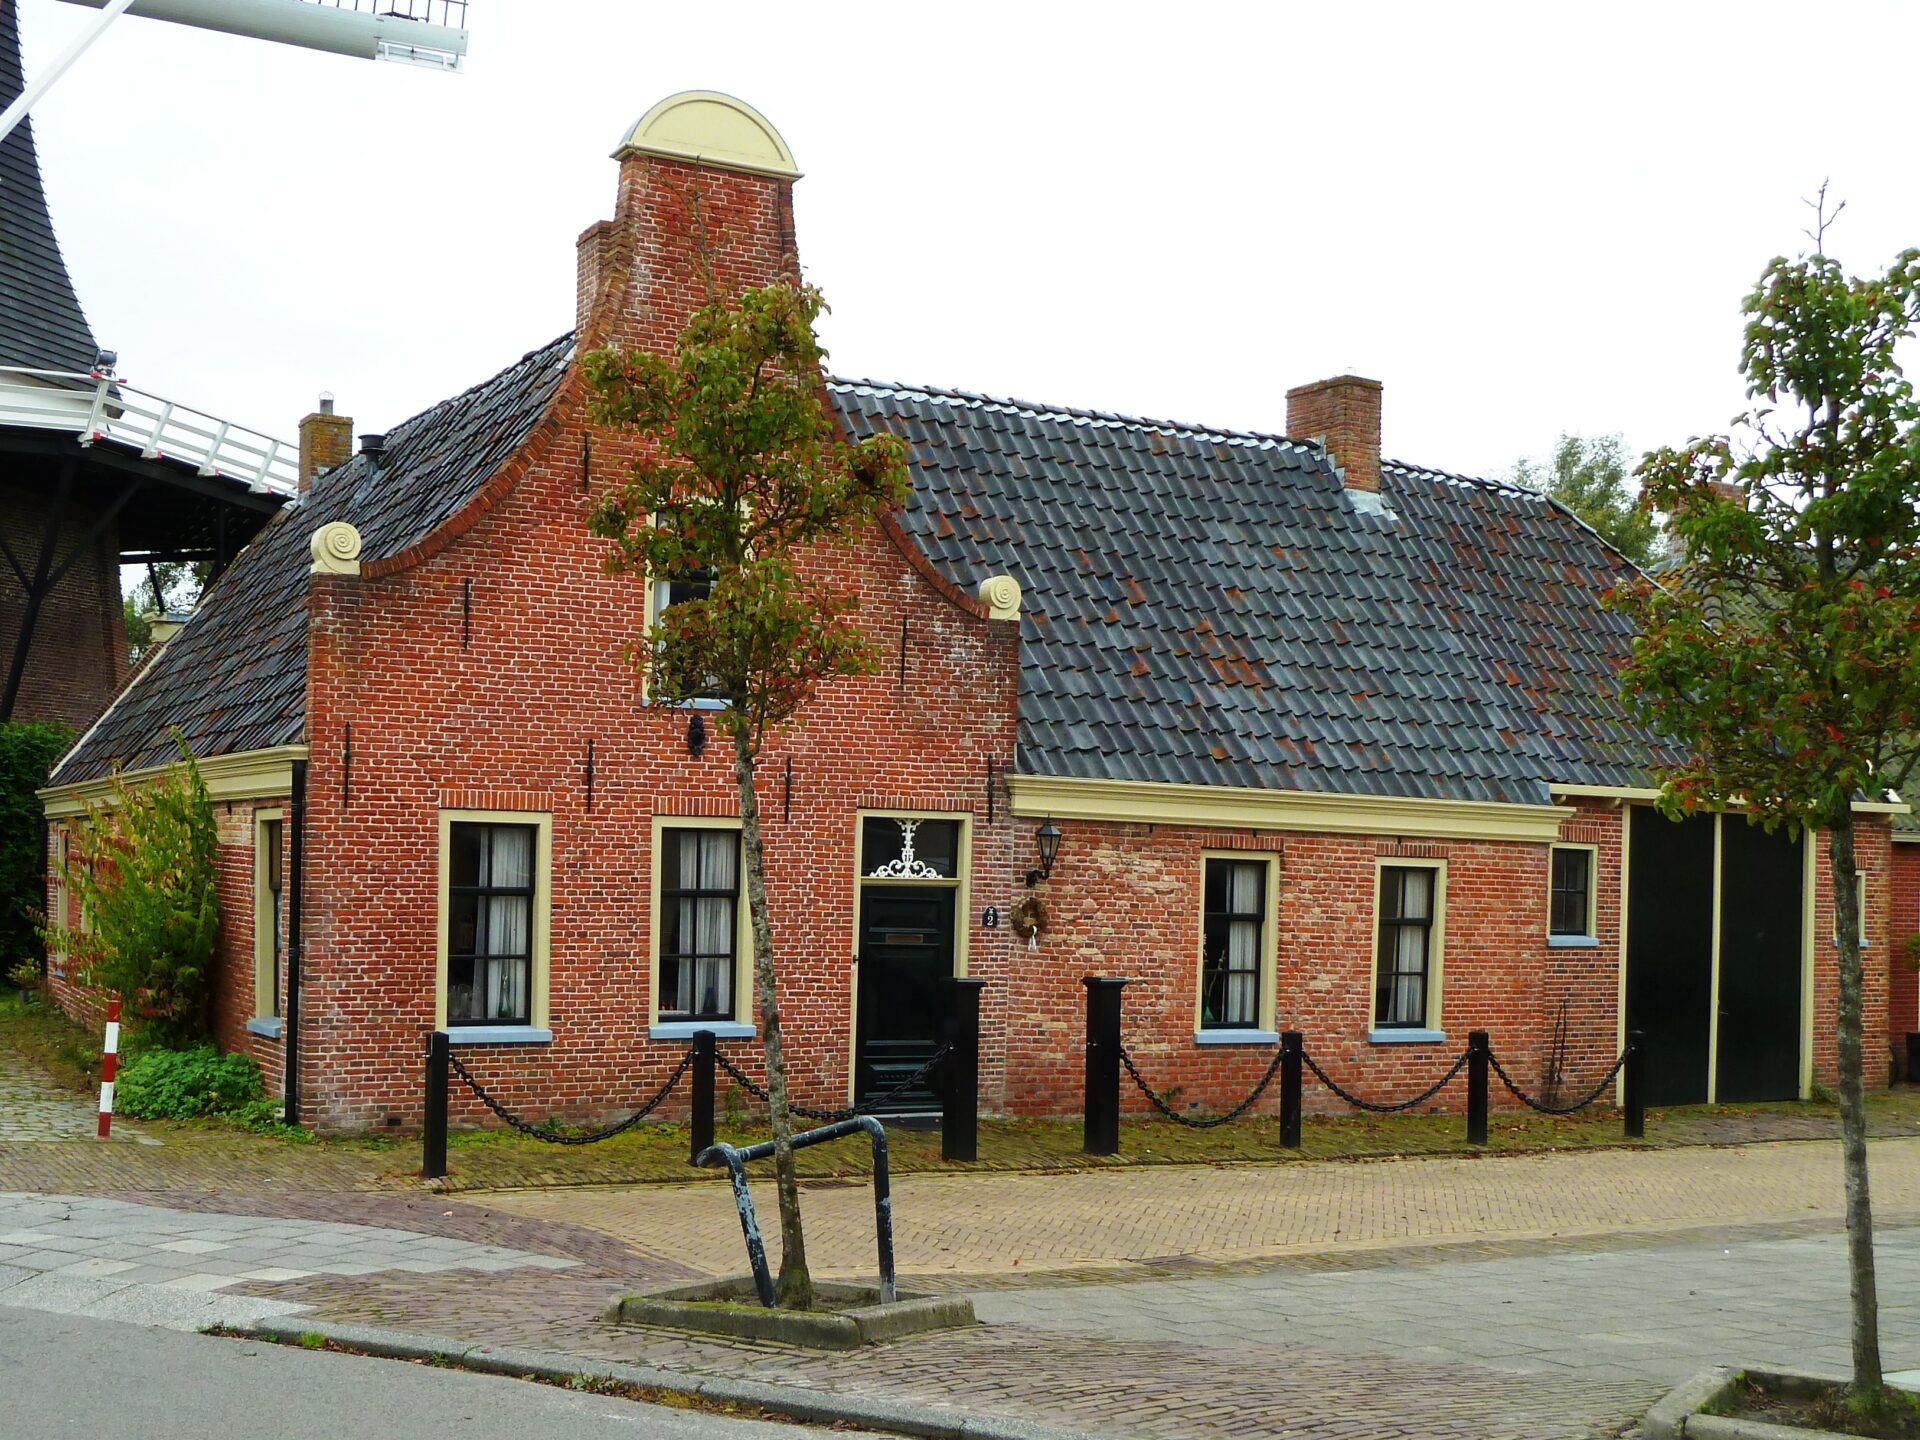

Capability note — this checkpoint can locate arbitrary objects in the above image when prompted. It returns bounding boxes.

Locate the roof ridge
[1382,455,1533,497]
[829,376,1322,457]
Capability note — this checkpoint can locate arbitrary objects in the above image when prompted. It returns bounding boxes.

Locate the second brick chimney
[1287,375,1383,496]
[298,394,353,496]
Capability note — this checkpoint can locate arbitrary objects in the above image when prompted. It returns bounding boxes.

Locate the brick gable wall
[293,150,1019,1132]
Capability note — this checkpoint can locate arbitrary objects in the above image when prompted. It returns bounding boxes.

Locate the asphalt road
[0,1304,839,1439]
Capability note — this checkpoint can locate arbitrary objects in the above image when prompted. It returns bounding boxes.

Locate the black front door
[1626,807,1716,1106]
[855,886,955,1113]
[1716,819,1804,1103]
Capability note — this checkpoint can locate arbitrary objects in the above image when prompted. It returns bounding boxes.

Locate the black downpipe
[283,759,307,1124]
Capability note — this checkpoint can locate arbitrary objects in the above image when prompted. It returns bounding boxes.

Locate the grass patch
[0,990,102,1092]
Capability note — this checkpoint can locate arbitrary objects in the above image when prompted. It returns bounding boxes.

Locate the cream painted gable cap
[613,91,800,180]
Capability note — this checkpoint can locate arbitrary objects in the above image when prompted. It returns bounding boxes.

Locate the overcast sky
[16,0,1920,484]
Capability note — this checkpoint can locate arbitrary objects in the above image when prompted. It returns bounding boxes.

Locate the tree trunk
[732,731,814,1310]
[1829,812,1882,1396]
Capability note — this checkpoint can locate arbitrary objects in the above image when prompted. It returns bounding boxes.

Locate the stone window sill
[1194,1029,1279,1046]
[245,1016,284,1039]
[447,1026,553,1045]
[650,1021,755,1041]
[1547,934,1601,949]
[1368,1028,1448,1045]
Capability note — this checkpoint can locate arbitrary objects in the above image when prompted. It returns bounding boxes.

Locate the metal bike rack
[696,1114,895,1308]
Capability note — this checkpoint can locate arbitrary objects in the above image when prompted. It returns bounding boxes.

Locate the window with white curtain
[1375,865,1438,1028]
[659,827,741,1022]
[446,822,535,1027]
[1201,857,1267,1029]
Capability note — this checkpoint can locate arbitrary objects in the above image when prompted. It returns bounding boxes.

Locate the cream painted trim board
[40,744,308,818]
[1704,814,1725,1105]
[1551,781,1909,817]
[435,810,553,1033]
[253,809,284,1023]
[1368,856,1448,1035]
[649,815,756,1030]
[1011,773,1567,843]
[1193,850,1280,1036]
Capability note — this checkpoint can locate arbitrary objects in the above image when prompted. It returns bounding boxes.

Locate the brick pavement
[479,1136,1920,1281]
[0,1063,147,1143]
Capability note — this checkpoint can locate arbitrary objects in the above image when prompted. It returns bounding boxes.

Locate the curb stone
[1642,1366,1738,1439]
[232,1317,1097,1440]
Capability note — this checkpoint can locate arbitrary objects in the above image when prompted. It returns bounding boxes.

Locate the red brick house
[40,92,1902,1132]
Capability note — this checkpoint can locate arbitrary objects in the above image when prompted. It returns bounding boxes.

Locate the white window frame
[649,815,755,1039]
[1547,842,1600,947]
[249,809,285,1037]
[1194,851,1279,1044]
[435,809,553,1044]
[1369,857,1448,1043]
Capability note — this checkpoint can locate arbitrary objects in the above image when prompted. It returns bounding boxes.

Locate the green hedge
[0,721,71,970]
[116,1046,267,1121]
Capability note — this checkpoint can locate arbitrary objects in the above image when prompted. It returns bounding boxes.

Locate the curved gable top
[613,90,800,180]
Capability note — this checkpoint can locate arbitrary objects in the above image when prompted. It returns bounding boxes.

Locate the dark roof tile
[832,378,1679,806]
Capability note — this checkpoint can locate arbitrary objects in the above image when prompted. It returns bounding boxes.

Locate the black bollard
[941,977,985,1162]
[422,1030,449,1180]
[1082,977,1127,1156]
[1624,1028,1646,1139]
[690,1030,716,1165]
[1279,1030,1304,1149]
[1466,1029,1490,1146]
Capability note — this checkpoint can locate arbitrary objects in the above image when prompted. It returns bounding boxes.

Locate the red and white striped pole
[96,998,120,1139]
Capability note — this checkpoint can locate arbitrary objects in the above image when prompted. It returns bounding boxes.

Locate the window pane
[1550,849,1591,936]
[660,827,741,1022]
[863,817,958,878]
[1202,858,1266,1029]
[450,823,482,887]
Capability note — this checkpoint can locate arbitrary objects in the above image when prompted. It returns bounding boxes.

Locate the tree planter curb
[232,1317,1078,1440]
[1643,1365,1867,1439]
[608,1278,976,1349]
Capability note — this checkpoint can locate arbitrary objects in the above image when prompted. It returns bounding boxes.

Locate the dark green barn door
[1715,820,1804,1103]
[1625,808,1716,1106]
[854,886,955,1113]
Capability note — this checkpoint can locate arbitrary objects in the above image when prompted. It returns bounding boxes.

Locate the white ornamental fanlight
[868,818,944,880]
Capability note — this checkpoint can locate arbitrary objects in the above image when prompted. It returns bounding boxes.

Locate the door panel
[1626,808,1715,1106]
[854,887,955,1113]
[1715,820,1804,1103]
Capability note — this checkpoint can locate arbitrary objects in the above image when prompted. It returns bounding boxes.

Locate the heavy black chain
[1117,1043,1287,1128]
[1301,1046,1471,1113]
[713,1045,951,1123]
[1487,1046,1631,1116]
[446,1046,694,1144]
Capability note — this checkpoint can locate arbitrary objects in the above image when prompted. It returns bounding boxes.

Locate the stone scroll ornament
[1012,895,1047,951]
[309,521,363,575]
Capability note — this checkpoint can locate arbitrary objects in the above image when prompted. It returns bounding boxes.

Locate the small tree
[46,737,220,1049]
[1614,217,1920,1402]
[585,281,910,1309]
[1512,434,1664,569]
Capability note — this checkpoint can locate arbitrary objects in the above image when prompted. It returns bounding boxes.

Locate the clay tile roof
[831,379,1680,806]
[0,3,98,375]
[50,333,573,785]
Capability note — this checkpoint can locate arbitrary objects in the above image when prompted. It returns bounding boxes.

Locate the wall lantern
[686,711,708,757]
[1025,818,1062,888]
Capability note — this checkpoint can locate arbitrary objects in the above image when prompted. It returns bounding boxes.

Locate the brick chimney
[1287,375,1383,496]
[298,394,353,496]
[577,92,802,354]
